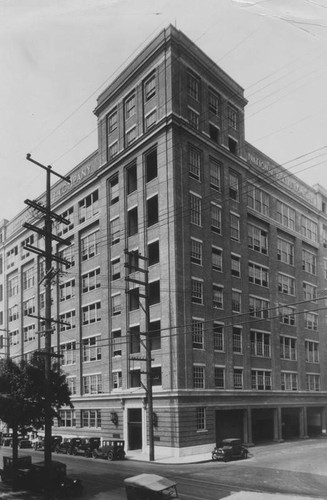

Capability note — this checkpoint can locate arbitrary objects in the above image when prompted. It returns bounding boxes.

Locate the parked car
[70,437,101,457]
[18,438,33,449]
[92,439,125,461]
[212,438,248,462]
[125,474,179,499]
[55,438,83,455]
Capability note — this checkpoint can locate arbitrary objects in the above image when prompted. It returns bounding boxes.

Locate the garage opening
[252,408,274,442]
[128,408,142,450]
[281,408,300,439]
[215,409,244,444]
[307,407,322,436]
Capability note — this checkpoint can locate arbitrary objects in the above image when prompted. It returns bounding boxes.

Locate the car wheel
[212,453,218,461]
[92,450,97,459]
[107,450,114,461]
[223,455,230,462]
[242,450,248,459]
[72,448,77,456]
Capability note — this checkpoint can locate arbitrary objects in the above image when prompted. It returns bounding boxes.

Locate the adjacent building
[1,25,327,458]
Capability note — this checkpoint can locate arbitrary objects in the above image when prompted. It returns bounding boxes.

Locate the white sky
[1,0,327,221]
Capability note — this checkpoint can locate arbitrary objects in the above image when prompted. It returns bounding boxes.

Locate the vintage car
[34,435,62,451]
[212,438,248,462]
[70,437,101,457]
[125,474,179,499]
[18,438,33,449]
[55,437,83,455]
[0,456,82,497]
[92,439,125,460]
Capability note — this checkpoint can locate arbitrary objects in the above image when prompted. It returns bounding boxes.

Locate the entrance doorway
[215,409,244,443]
[128,408,142,450]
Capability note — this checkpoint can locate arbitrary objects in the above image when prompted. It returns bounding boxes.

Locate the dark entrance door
[252,408,274,442]
[128,408,142,450]
[215,410,244,443]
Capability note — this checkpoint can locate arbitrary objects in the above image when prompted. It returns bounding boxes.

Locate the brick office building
[1,25,327,457]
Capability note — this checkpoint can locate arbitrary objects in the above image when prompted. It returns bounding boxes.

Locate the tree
[0,354,72,489]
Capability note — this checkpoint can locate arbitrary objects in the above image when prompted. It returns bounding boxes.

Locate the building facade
[1,25,327,457]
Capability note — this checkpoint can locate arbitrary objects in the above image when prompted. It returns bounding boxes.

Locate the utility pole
[125,249,154,461]
[24,154,71,475]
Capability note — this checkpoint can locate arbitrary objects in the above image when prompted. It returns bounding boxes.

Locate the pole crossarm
[23,222,71,246]
[26,154,71,183]
[24,199,71,225]
[23,244,71,267]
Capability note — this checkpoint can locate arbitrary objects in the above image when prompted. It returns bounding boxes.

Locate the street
[1,438,327,499]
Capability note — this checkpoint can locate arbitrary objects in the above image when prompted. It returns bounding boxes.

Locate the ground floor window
[81,409,101,428]
[59,410,76,427]
[196,407,206,430]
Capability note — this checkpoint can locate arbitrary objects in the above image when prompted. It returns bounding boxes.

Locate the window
[210,159,221,190]
[21,234,34,259]
[188,71,199,101]
[23,324,35,342]
[277,238,294,265]
[280,336,297,360]
[213,284,223,309]
[191,278,203,304]
[228,137,237,154]
[23,267,34,290]
[233,327,242,353]
[130,369,141,388]
[228,105,238,129]
[81,410,101,428]
[126,126,136,146]
[193,366,205,389]
[191,239,202,265]
[58,242,75,269]
[83,336,101,362]
[112,330,122,357]
[9,329,19,346]
[151,366,162,386]
[209,90,219,115]
[145,148,158,182]
[248,224,268,254]
[214,367,225,388]
[306,374,320,391]
[59,410,76,427]
[249,296,269,319]
[125,93,136,119]
[278,274,295,295]
[82,268,101,292]
[111,258,120,281]
[23,297,35,316]
[212,247,222,271]
[81,230,99,260]
[147,195,159,227]
[79,190,99,223]
[248,186,269,216]
[111,294,121,316]
[109,175,119,205]
[110,217,120,245]
[190,193,202,226]
[231,254,241,277]
[229,171,240,200]
[276,201,295,230]
[144,73,156,100]
[251,370,271,390]
[113,371,122,389]
[213,323,224,351]
[82,302,101,325]
[196,407,206,430]
[189,146,201,180]
[303,282,317,302]
[230,214,240,241]
[304,311,318,330]
[108,109,117,133]
[301,215,318,242]
[211,203,222,233]
[232,290,241,313]
[305,340,319,363]
[145,109,157,130]
[234,369,243,389]
[60,342,76,365]
[302,249,317,275]
[209,123,219,142]
[250,330,271,357]
[249,263,269,287]
[192,318,204,349]
[188,108,199,129]
[6,246,18,269]
[129,288,139,311]
[281,372,298,391]
[59,279,75,301]
[126,162,137,194]
[128,207,138,236]
[148,240,159,266]
[59,310,76,331]
[149,280,160,305]
[9,305,19,322]
[279,306,295,325]
[83,374,102,394]
[8,275,19,297]
[56,207,74,236]
[149,320,161,350]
